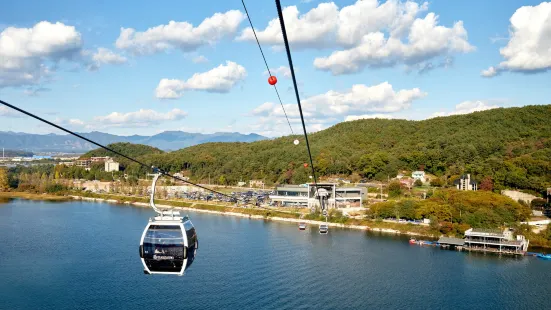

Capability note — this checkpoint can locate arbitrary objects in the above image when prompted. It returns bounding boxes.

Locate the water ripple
[0,200,550,310]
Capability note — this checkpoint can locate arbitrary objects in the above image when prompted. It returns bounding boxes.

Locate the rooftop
[465,228,505,238]
[438,237,465,246]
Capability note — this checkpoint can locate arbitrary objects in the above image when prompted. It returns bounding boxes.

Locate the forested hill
[116,105,551,192]
[82,143,163,165]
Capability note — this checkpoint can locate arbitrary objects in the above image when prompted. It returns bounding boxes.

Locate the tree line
[77,105,550,195]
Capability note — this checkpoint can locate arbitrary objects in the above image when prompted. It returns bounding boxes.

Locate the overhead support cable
[1,99,238,199]
[1,99,303,216]
[241,0,295,136]
[273,0,324,213]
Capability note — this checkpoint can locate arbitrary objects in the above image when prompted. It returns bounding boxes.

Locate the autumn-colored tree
[430,178,444,187]
[480,176,494,191]
[439,221,454,235]
[0,168,9,191]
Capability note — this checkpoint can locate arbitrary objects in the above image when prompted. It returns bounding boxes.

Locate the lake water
[1,199,550,309]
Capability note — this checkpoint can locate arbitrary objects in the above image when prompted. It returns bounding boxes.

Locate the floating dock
[409,230,534,257]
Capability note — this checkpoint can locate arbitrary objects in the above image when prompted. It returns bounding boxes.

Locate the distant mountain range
[0,131,268,152]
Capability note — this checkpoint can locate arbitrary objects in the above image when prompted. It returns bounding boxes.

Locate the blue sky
[0,0,550,137]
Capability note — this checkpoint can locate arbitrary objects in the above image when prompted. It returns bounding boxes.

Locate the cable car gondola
[139,171,198,276]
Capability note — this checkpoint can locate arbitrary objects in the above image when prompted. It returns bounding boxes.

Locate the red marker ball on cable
[268,76,277,85]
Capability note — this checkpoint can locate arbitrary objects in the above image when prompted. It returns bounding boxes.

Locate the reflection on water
[0,199,550,310]
[0,196,12,204]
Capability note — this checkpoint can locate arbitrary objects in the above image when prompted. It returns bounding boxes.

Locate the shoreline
[0,191,71,201]
[6,191,551,249]
[68,195,428,237]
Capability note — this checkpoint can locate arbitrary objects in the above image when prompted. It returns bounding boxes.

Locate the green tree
[414,179,423,187]
[388,181,402,198]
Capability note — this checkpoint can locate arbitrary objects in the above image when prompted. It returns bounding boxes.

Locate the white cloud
[252,102,276,115]
[345,114,394,121]
[481,66,498,77]
[24,87,51,96]
[248,115,335,137]
[54,117,87,129]
[264,66,291,78]
[482,2,551,77]
[67,118,85,126]
[238,1,472,74]
[335,0,429,45]
[304,82,426,117]
[315,12,474,75]
[192,55,208,63]
[238,3,339,49]
[0,106,24,118]
[94,108,188,127]
[92,48,127,65]
[250,82,425,135]
[116,10,245,55]
[0,21,83,88]
[431,100,500,118]
[155,61,247,99]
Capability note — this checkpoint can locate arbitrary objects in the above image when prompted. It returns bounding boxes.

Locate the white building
[454,174,477,191]
[412,171,425,181]
[269,183,366,208]
[105,160,120,172]
[464,228,529,254]
[75,159,91,168]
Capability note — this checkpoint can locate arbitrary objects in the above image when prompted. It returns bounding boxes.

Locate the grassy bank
[73,191,301,220]
[0,191,71,202]
[1,190,460,240]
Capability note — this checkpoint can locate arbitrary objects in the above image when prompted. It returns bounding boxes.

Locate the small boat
[537,253,551,260]
[319,224,328,234]
[298,222,307,230]
[409,238,417,244]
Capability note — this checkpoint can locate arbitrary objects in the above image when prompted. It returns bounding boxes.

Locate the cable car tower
[139,169,198,276]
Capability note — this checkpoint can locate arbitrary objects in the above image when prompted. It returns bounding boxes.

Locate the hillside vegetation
[91,105,550,193]
[81,142,163,165]
[368,189,531,230]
